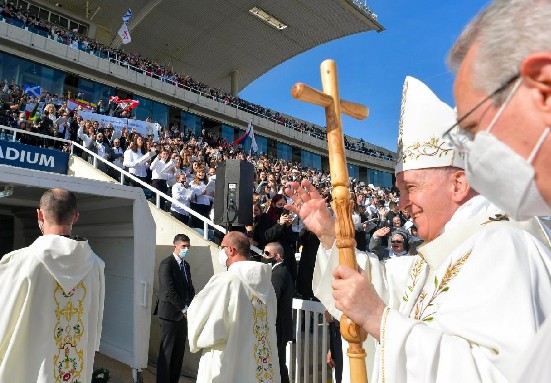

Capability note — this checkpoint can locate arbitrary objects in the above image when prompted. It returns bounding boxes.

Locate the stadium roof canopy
[41,0,384,93]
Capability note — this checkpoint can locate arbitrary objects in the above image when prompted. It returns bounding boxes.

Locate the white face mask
[465,79,551,221]
[218,248,228,268]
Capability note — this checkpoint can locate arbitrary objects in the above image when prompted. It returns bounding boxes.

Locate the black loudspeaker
[213,159,254,226]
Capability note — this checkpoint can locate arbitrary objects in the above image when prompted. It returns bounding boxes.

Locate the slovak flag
[248,120,258,155]
[118,23,131,44]
[122,9,132,24]
[232,119,258,155]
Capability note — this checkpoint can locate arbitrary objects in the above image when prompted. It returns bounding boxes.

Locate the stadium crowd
[0,1,393,161]
[0,41,415,381]
[0,91,414,261]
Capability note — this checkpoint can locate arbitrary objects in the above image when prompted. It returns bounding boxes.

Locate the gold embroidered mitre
[395,76,464,174]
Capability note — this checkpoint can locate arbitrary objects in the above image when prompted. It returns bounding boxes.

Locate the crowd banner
[0,140,69,174]
[78,111,161,141]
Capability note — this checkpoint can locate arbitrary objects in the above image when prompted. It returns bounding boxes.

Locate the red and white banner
[109,96,139,111]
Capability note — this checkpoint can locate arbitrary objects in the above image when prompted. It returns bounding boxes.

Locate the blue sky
[240,2,487,152]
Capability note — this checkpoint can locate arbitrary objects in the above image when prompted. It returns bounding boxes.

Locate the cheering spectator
[189,166,212,228]
[123,133,156,187]
[170,174,192,225]
[255,194,297,282]
[150,150,174,210]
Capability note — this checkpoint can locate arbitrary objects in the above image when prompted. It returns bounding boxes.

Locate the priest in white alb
[0,188,105,383]
[285,76,551,382]
[187,231,280,383]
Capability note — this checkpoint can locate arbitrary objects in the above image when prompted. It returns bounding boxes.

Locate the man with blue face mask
[446,1,551,381]
[155,234,195,383]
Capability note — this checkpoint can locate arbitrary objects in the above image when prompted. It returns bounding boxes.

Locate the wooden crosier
[292,60,369,383]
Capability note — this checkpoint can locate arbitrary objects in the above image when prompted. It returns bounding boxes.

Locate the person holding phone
[255,194,297,282]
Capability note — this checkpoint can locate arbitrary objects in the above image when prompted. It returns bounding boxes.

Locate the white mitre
[395,76,464,174]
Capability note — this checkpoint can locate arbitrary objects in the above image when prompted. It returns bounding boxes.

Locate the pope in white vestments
[315,196,551,382]
[286,77,551,383]
[0,235,105,383]
[188,231,280,383]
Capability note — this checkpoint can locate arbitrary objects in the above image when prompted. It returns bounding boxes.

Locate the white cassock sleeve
[0,265,29,358]
[378,227,551,383]
[312,243,414,382]
[187,273,236,353]
[513,314,551,382]
[313,243,413,321]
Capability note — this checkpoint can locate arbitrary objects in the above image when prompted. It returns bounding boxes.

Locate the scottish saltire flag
[23,84,41,98]
[122,9,132,24]
[118,23,131,44]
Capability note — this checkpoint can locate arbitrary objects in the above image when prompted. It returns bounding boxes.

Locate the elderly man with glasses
[444,0,551,380]
[444,0,551,221]
[286,76,551,383]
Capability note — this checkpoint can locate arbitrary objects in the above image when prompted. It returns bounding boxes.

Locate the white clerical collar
[442,195,501,234]
[418,199,501,271]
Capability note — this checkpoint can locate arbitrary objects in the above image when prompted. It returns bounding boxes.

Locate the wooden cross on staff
[292,59,369,383]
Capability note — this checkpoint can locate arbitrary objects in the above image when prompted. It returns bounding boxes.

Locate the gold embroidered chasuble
[313,197,551,383]
[188,261,280,383]
[0,235,105,383]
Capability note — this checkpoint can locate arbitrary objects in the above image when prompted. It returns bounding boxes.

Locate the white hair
[448,0,551,102]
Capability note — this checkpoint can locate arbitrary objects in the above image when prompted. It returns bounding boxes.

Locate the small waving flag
[109,96,140,111]
[23,84,41,98]
[118,23,131,44]
[122,9,132,24]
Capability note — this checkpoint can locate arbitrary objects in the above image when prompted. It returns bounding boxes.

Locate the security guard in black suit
[155,234,195,383]
[263,241,294,383]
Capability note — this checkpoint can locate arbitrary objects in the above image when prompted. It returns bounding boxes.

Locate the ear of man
[521,52,551,118]
[449,170,475,204]
[72,211,79,225]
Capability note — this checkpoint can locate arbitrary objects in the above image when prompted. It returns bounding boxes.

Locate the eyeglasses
[443,72,520,153]
[391,240,403,244]
[263,250,271,256]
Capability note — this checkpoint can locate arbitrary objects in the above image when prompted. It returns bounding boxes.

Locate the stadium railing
[290,298,330,383]
[1,125,333,382]
[0,125,226,241]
